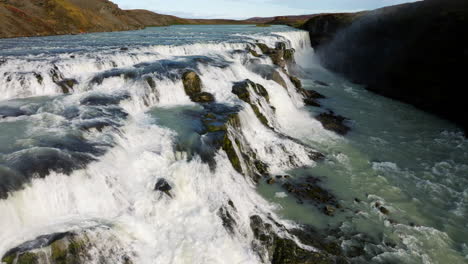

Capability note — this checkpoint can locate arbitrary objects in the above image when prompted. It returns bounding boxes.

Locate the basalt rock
[1,228,133,264]
[232,80,272,128]
[316,111,350,135]
[57,79,78,94]
[182,71,216,103]
[282,176,340,216]
[289,76,302,89]
[255,42,295,69]
[191,92,215,103]
[182,71,202,97]
[154,178,173,198]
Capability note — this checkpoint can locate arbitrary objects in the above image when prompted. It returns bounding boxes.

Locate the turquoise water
[259,65,468,263]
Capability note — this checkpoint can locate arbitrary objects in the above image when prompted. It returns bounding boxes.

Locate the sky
[112,0,421,19]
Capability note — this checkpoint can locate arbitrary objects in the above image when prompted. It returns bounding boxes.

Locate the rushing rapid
[0,25,467,264]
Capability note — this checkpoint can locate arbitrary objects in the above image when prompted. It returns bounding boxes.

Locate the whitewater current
[0,25,467,264]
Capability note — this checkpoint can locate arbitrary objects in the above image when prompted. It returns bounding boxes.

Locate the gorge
[0,1,467,264]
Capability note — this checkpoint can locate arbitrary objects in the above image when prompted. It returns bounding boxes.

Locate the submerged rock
[316,111,350,135]
[282,176,340,216]
[314,80,330,87]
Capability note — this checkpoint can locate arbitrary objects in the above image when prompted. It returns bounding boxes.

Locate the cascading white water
[0,27,334,263]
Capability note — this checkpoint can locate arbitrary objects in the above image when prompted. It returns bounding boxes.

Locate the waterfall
[0,28,337,263]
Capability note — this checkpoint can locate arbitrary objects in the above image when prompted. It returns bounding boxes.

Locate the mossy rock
[182,71,202,97]
[57,79,78,94]
[51,240,68,264]
[222,134,243,174]
[145,77,156,90]
[284,49,295,62]
[272,71,287,89]
[250,215,339,264]
[16,252,39,264]
[256,43,272,54]
[247,48,261,57]
[316,112,350,135]
[289,76,302,89]
[191,92,215,103]
[269,50,286,68]
[2,254,15,264]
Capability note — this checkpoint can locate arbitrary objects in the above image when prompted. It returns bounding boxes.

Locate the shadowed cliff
[302,0,468,134]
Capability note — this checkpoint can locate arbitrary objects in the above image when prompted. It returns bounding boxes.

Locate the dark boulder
[314,80,330,87]
[57,79,78,94]
[154,178,173,198]
[191,92,215,103]
[282,176,340,216]
[316,111,350,135]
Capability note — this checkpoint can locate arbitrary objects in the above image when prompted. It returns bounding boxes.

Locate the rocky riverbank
[301,0,468,135]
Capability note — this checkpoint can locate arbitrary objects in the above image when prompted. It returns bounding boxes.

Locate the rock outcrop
[1,228,134,264]
[302,0,468,135]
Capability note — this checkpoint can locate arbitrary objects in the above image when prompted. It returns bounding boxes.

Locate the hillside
[246,14,318,26]
[0,0,247,39]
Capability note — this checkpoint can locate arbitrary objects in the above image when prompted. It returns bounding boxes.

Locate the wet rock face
[1,229,133,264]
[232,79,272,128]
[303,0,468,135]
[315,111,350,135]
[249,215,347,264]
[182,71,202,96]
[255,42,295,69]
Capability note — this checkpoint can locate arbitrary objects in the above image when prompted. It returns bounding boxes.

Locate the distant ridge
[0,0,248,39]
[246,14,319,26]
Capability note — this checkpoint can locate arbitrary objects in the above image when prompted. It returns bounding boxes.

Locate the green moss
[145,77,156,90]
[17,252,38,264]
[222,135,243,174]
[256,43,271,54]
[247,48,261,57]
[182,71,202,97]
[284,49,295,62]
[1,254,15,264]
[51,241,68,264]
[68,239,85,255]
[251,105,269,127]
[255,24,271,27]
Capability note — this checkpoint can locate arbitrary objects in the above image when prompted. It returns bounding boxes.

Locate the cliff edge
[302,0,468,134]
